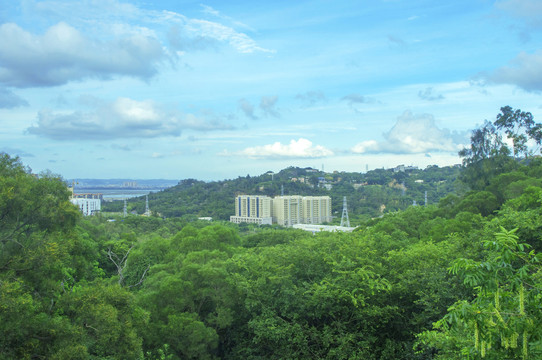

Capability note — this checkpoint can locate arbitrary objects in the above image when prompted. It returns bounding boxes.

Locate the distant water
[75,189,159,201]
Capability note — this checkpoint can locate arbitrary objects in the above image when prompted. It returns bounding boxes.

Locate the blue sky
[1,0,541,180]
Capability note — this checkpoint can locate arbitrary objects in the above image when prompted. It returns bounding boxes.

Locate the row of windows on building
[230,195,332,227]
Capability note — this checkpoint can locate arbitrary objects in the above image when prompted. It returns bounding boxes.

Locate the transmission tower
[340,196,350,227]
[424,191,428,206]
[144,195,151,216]
[123,199,127,217]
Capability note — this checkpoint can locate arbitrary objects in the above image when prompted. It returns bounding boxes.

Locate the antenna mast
[340,196,350,227]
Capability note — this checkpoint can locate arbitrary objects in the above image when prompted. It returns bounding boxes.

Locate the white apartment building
[231,194,332,227]
[301,196,332,224]
[272,195,303,227]
[71,198,101,216]
[230,195,273,225]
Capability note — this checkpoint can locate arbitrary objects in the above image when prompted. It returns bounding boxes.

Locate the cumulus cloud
[228,138,333,159]
[418,87,444,101]
[0,1,274,89]
[259,96,280,118]
[0,22,165,88]
[238,98,257,120]
[27,97,233,140]
[351,110,466,154]
[485,51,542,92]
[0,87,29,108]
[295,90,327,106]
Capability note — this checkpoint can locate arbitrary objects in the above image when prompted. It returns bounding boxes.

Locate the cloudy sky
[1,0,541,180]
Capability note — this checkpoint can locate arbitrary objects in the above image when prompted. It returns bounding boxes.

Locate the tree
[0,153,146,359]
[495,106,541,158]
[417,228,542,359]
[459,121,514,190]
[459,121,508,165]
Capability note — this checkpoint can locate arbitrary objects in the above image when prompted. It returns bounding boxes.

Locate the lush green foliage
[2,107,542,359]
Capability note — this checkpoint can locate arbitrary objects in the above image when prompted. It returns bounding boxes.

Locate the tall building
[231,194,332,227]
[273,195,303,227]
[302,196,332,224]
[230,195,273,225]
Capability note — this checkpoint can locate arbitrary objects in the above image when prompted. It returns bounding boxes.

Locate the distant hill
[68,179,179,189]
[101,165,461,225]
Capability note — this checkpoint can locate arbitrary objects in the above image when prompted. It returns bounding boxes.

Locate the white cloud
[0,22,165,88]
[351,110,467,154]
[167,14,273,54]
[1,1,273,89]
[486,51,542,92]
[200,4,255,32]
[228,138,334,159]
[27,97,233,140]
[187,19,272,54]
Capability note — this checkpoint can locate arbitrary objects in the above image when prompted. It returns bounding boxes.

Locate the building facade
[272,195,303,227]
[230,195,273,225]
[301,196,332,224]
[230,194,332,227]
[70,198,101,216]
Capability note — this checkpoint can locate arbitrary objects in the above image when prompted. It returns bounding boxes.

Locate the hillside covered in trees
[2,106,542,359]
[103,162,461,225]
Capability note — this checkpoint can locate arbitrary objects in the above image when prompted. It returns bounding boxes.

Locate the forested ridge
[2,106,542,359]
[103,161,460,224]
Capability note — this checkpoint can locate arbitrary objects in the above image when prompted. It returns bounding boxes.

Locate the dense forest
[2,106,542,359]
